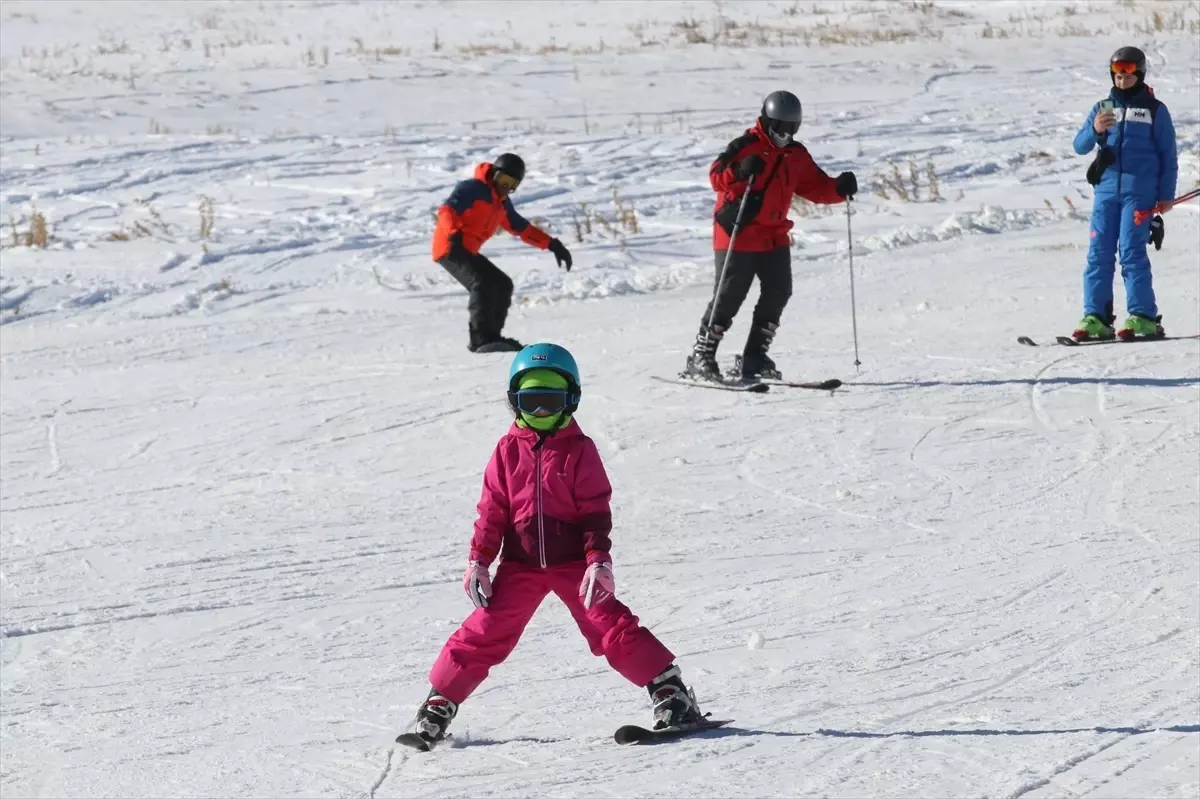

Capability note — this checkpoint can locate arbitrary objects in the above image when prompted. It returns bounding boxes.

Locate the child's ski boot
[413,690,457,745]
[647,665,704,730]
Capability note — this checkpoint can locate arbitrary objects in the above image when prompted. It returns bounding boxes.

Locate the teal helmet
[507,344,582,426]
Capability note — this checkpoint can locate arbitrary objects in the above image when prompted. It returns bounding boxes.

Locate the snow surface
[2,0,1199,796]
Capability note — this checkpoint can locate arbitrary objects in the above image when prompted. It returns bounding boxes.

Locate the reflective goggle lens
[494,171,520,192]
[1111,61,1139,75]
[770,119,800,136]
[514,389,568,416]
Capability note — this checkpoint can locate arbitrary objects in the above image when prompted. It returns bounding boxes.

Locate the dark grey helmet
[760,91,802,147]
[761,90,803,124]
[492,152,526,183]
[1110,46,1147,75]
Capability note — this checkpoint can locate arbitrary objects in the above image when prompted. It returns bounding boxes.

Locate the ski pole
[845,198,862,373]
[1134,187,1200,225]
[705,175,756,332]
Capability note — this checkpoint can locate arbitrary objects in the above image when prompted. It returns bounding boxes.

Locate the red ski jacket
[432,163,552,261]
[709,120,844,252]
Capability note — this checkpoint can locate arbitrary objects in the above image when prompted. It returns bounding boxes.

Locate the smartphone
[1099,100,1114,114]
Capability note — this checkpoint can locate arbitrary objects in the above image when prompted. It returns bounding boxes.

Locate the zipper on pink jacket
[536,447,546,568]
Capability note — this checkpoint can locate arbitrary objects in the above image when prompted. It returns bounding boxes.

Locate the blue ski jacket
[1073,85,1177,204]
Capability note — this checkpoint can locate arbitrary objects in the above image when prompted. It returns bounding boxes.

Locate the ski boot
[1117,313,1164,341]
[412,689,458,746]
[1072,314,1115,342]
[472,337,523,353]
[728,321,783,381]
[682,324,725,382]
[647,665,703,730]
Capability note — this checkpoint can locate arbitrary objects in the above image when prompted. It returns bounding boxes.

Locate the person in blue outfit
[1072,46,1177,341]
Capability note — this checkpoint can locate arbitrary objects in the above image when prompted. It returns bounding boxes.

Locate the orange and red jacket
[432,163,552,261]
[710,119,844,252]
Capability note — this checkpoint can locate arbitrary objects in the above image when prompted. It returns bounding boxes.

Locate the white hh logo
[1115,107,1152,124]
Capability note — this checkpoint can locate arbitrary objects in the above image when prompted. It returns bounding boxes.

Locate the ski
[1018,334,1198,347]
[614,718,734,746]
[652,376,769,393]
[395,732,451,752]
[758,378,842,391]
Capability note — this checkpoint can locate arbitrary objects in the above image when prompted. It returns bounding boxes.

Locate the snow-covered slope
[2,1,1198,797]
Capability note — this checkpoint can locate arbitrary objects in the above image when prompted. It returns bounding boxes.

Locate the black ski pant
[437,249,514,350]
[698,246,792,349]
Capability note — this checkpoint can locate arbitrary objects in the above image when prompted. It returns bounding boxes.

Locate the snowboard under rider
[407,343,703,747]
[685,90,858,382]
[1072,46,1177,342]
[431,154,574,353]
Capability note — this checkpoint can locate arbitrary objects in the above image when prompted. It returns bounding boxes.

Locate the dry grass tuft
[10,210,50,248]
[871,158,941,202]
[198,196,216,239]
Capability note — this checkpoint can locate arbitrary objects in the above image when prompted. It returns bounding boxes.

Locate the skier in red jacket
[685,91,858,381]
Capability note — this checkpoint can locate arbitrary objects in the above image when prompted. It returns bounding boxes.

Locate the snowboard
[652,375,769,393]
[614,718,734,746]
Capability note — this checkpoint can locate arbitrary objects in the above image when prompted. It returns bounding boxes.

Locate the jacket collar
[473,162,500,199]
[1109,84,1154,106]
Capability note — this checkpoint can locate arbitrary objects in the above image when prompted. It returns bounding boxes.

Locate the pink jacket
[469,420,613,569]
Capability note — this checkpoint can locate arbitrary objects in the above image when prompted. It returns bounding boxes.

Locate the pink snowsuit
[428,420,675,705]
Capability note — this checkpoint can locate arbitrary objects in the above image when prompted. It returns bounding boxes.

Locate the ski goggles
[510,389,569,417]
[493,170,521,193]
[768,119,801,137]
[1111,60,1140,75]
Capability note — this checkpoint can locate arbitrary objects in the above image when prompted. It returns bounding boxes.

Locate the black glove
[1149,214,1164,251]
[835,171,858,199]
[448,232,466,255]
[549,238,572,271]
[735,155,765,182]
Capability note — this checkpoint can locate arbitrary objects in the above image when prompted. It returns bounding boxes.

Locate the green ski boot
[1072,314,1114,341]
[1117,314,1164,340]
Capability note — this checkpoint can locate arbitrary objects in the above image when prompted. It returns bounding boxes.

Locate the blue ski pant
[1084,190,1157,321]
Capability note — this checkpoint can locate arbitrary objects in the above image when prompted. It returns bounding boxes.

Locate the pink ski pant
[429,560,674,705]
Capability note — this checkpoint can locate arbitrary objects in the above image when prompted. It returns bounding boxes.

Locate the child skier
[685,90,858,382]
[432,154,574,353]
[406,343,704,747]
[1072,46,1177,341]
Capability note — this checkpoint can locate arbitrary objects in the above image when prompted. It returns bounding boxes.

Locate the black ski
[395,732,451,752]
[652,376,769,393]
[614,718,734,746]
[1019,334,1196,347]
[758,378,842,391]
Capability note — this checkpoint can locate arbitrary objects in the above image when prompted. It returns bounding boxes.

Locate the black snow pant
[437,249,514,351]
[698,246,792,353]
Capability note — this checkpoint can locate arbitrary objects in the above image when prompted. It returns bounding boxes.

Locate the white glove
[579,562,615,609]
[463,561,492,609]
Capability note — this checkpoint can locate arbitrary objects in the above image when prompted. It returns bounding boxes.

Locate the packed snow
[2,1,1198,797]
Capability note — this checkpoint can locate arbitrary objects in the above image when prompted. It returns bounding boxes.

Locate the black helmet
[492,152,526,183]
[1110,46,1147,83]
[760,90,803,147]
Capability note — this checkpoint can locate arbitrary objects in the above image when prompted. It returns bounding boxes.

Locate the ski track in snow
[1,1,1198,798]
